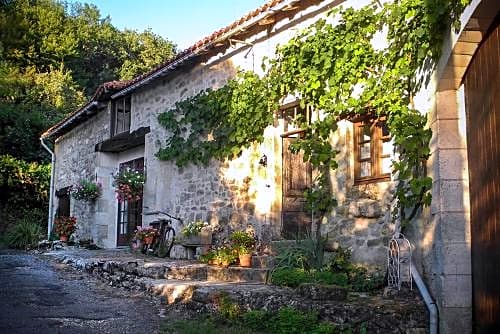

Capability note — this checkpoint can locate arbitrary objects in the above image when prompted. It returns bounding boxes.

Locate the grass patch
[161,304,360,334]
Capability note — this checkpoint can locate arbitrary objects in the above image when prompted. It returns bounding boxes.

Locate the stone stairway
[43,248,429,332]
[46,248,275,304]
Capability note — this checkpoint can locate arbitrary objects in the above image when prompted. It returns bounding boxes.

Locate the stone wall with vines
[153,0,472,263]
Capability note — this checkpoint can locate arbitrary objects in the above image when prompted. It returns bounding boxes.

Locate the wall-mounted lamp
[258,154,267,167]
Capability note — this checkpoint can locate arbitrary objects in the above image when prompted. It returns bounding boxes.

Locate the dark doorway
[116,158,144,246]
[464,17,500,334]
[55,187,71,217]
[280,103,312,239]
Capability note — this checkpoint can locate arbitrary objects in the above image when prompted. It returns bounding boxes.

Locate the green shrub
[314,271,349,286]
[216,294,241,321]
[312,322,337,334]
[271,268,350,288]
[348,266,385,292]
[6,219,42,249]
[270,268,310,288]
[162,307,346,334]
[274,236,327,271]
[242,310,270,331]
[326,246,352,273]
[272,244,384,292]
[0,155,50,236]
[270,307,320,334]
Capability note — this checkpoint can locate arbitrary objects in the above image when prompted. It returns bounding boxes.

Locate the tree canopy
[0,0,176,162]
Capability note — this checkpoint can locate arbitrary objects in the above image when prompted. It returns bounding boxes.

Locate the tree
[0,0,177,162]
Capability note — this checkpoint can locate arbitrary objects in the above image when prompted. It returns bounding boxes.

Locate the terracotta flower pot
[143,236,154,245]
[239,253,252,267]
[220,260,230,268]
[59,235,68,242]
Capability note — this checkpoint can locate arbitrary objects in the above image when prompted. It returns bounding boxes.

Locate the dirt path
[0,250,167,334]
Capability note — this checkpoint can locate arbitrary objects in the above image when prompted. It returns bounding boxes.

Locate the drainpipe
[40,137,55,239]
[411,263,438,334]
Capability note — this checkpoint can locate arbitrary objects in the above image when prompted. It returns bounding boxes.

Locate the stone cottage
[41,0,499,332]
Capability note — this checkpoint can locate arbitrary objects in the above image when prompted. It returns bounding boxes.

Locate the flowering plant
[71,179,102,201]
[112,168,145,202]
[181,220,209,237]
[54,216,77,237]
[230,231,256,255]
[134,226,159,240]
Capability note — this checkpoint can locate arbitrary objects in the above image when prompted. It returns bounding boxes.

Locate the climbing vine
[156,71,275,167]
[157,0,471,227]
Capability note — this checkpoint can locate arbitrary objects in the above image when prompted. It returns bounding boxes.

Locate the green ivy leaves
[156,72,274,167]
[156,0,471,226]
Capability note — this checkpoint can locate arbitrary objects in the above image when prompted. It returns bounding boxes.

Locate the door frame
[116,157,144,247]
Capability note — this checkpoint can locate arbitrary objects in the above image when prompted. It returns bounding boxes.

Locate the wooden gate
[464,18,500,333]
[281,135,312,239]
[116,158,144,246]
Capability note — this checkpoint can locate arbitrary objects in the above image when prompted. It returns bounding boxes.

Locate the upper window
[279,102,311,135]
[353,119,392,184]
[112,96,131,136]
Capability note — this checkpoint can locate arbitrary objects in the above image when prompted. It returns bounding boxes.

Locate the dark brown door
[282,135,312,239]
[464,18,500,334]
[116,158,144,246]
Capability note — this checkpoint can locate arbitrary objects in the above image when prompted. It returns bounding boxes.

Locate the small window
[279,102,311,136]
[354,119,392,184]
[112,96,131,136]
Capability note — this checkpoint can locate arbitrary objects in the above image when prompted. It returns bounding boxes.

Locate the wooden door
[116,158,144,246]
[464,18,500,334]
[282,135,312,239]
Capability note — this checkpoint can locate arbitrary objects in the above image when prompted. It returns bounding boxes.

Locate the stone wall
[54,107,111,245]
[52,0,396,265]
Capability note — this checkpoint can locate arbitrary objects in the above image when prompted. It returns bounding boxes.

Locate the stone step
[141,278,271,304]
[166,263,208,280]
[165,262,270,283]
[207,266,269,283]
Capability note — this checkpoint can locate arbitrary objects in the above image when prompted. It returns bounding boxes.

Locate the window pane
[116,99,124,134]
[382,157,392,174]
[360,143,371,159]
[361,125,371,141]
[382,140,393,155]
[125,96,131,112]
[381,122,390,137]
[360,161,371,177]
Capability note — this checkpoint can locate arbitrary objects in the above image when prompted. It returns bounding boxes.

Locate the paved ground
[0,250,166,334]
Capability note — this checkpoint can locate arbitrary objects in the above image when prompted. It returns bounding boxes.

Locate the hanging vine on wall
[156,0,471,227]
[156,71,275,167]
[265,0,470,226]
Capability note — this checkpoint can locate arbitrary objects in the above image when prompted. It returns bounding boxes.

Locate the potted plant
[199,249,216,265]
[134,226,159,245]
[54,216,77,242]
[71,179,102,202]
[217,246,237,268]
[230,231,255,267]
[112,168,145,202]
[181,220,211,246]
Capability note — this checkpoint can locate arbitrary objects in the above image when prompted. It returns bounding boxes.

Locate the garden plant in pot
[181,220,211,246]
[70,179,102,202]
[54,216,77,242]
[134,226,159,246]
[112,168,145,202]
[230,231,256,267]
